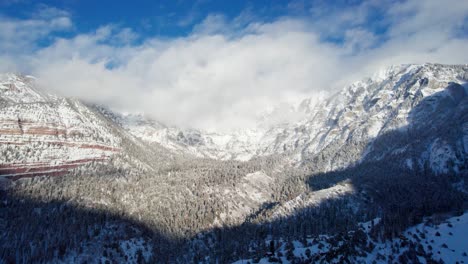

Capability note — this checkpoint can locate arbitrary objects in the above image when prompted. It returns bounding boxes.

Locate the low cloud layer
[1,1,467,131]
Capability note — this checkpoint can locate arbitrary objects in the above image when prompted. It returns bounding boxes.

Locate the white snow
[271,180,355,219]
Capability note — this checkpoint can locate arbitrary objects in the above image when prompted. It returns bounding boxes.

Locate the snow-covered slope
[234,212,468,264]
[0,74,121,179]
[270,180,355,220]
[258,64,467,171]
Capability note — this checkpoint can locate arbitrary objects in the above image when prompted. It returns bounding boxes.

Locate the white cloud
[0,5,72,72]
[343,28,378,53]
[1,0,467,131]
[387,0,468,37]
[308,0,389,40]
[33,21,342,131]
[0,5,72,49]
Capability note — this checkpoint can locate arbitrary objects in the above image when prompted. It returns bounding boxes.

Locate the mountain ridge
[1,63,467,176]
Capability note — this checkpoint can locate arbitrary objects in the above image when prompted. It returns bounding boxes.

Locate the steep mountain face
[0,64,467,263]
[274,64,468,173]
[0,74,123,179]
[0,74,176,182]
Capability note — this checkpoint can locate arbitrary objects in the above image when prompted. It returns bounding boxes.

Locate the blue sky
[0,0,467,130]
[0,0,390,45]
[1,0,290,36]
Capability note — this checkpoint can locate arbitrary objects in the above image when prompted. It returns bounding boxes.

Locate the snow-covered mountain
[2,63,466,179]
[106,63,468,173]
[264,63,467,172]
[1,63,466,194]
